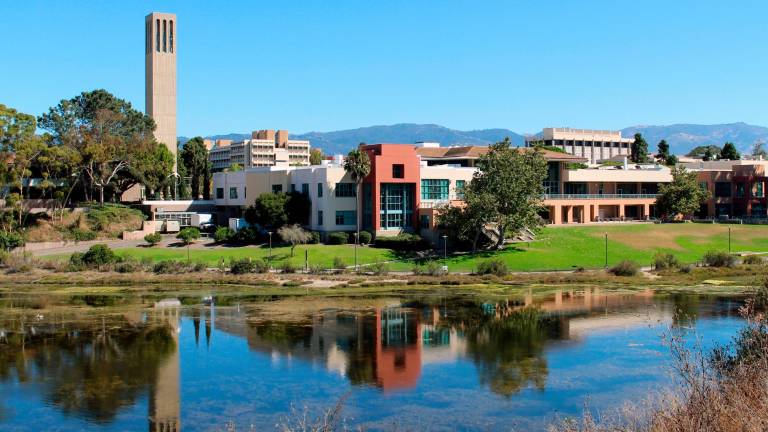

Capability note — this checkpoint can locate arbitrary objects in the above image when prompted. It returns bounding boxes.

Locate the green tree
[278,224,312,257]
[227,162,242,172]
[309,148,324,165]
[687,144,722,159]
[703,147,716,161]
[176,150,191,199]
[285,191,311,225]
[343,148,371,244]
[437,189,497,252]
[656,166,710,220]
[129,142,174,199]
[751,141,767,158]
[467,138,547,249]
[244,192,290,228]
[720,142,741,160]
[180,137,211,199]
[176,227,200,245]
[630,133,649,163]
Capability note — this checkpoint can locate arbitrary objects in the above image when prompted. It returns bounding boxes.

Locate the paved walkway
[26,236,220,256]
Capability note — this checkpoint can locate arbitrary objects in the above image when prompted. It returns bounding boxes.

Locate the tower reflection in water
[148,299,181,432]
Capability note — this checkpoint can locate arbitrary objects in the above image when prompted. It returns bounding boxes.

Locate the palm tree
[343,148,371,244]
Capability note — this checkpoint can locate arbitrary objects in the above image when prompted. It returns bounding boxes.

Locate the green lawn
[65,223,768,273]
[114,243,396,269]
[436,223,768,272]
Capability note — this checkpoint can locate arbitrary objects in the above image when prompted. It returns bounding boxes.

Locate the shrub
[177,227,200,245]
[327,232,348,245]
[679,264,693,274]
[279,260,297,273]
[743,255,765,265]
[358,231,372,245]
[69,228,97,242]
[81,244,118,267]
[144,232,162,246]
[308,231,321,244]
[610,260,639,276]
[252,259,270,273]
[0,231,25,251]
[153,260,188,274]
[367,262,389,275]
[333,257,346,270]
[413,261,447,276]
[214,227,235,243]
[309,263,325,274]
[653,252,679,270]
[233,226,264,244]
[703,251,736,268]
[476,259,509,276]
[373,233,431,251]
[230,258,255,274]
[114,257,144,273]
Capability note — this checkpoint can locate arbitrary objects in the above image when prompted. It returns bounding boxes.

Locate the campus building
[207,130,311,172]
[213,142,673,237]
[525,128,632,164]
[145,12,177,172]
[683,160,768,219]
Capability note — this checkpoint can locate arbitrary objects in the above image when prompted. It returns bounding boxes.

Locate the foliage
[229,258,257,274]
[152,260,205,274]
[244,192,292,228]
[653,252,679,270]
[279,260,297,273]
[129,141,175,198]
[609,259,639,276]
[332,256,347,270]
[214,226,235,243]
[144,232,162,246]
[278,224,312,256]
[656,139,677,166]
[79,244,119,267]
[703,147,717,161]
[87,205,146,233]
[566,162,588,170]
[233,226,264,244]
[656,166,710,220]
[357,230,372,245]
[687,144,722,159]
[630,133,649,163]
[742,255,764,265]
[176,227,200,245]
[476,258,509,276]
[366,262,389,275]
[181,137,211,199]
[309,148,324,165]
[308,231,321,244]
[373,233,431,251]
[703,250,736,267]
[327,232,348,245]
[343,148,371,242]
[751,141,767,158]
[438,190,496,252]
[285,191,311,225]
[67,228,97,241]
[531,142,567,153]
[227,162,243,172]
[720,141,741,160]
[0,231,25,251]
[412,261,447,276]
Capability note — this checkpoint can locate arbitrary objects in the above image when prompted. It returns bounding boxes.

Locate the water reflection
[0,288,745,430]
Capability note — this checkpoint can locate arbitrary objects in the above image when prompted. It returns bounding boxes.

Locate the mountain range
[182,122,768,156]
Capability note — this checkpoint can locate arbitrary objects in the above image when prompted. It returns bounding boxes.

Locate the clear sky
[2,1,766,137]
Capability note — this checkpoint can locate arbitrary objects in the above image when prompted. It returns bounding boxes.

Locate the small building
[525,128,632,164]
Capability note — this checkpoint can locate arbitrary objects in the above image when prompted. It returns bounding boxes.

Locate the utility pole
[604,232,608,268]
[268,231,273,268]
[728,226,731,253]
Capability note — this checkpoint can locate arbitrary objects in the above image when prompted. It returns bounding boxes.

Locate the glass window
[715,182,731,198]
[335,183,356,197]
[229,187,238,199]
[169,20,174,53]
[156,19,160,52]
[290,184,297,193]
[420,214,430,228]
[317,183,323,197]
[379,183,414,229]
[736,183,746,198]
[162,20,167,52]
[317,210,323,226]
[335,211,356,226]
[302,183,309,195]
[456,180,466,199]
[216,188,224,199]
[272,184,283,193]
[421,179,449,200]
[392,164,404,179]
[756,182,765,198]
[699,182,709,191]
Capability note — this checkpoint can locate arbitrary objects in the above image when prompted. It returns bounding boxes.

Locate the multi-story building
[208,130,310,172]
[525,128,632,164]
[213,142,673,237]
[683,160,768,219]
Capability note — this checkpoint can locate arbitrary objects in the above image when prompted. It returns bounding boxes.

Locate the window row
[147,19,174,54]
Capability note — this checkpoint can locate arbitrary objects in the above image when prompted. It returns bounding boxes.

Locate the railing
[544,193,659,200]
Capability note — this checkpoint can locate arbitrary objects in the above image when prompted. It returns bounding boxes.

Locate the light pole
[442,235,448,261]
[267,231,273,267]
[604,232,608,268]
[354,232,359,271]
[728,226,731,253]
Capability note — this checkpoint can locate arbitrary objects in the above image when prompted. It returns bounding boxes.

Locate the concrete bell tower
[145,12,178,172]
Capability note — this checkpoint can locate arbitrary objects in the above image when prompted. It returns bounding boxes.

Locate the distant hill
[181,122,768,155]
[621,123,768,155]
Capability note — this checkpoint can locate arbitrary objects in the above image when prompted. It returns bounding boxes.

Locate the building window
[169,20,174,53]
[421,179,449,200]
[699,182,709,191]
[715,182,731,198]
[317,183,323,197]
[456,180,466,199]
[335,210,356,226]
[335,183,356,197]
[156,19,160,52]
[392,164,404,179]
[380,183,414,229]
[301,183,309,195]
[755,182,765,198]
[229,187,238,199]
[290,184,297,193]
[244,187,247,199]
[736,183,746,198]
[272,184,283,193]
[317,210,323,226]
[216,188,224,199]
[162,20,167,52]
[420,214,430,228]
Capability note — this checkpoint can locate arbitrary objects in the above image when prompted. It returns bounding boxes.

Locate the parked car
[199,222,216,233]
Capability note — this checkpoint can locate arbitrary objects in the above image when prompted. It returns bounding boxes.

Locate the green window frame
[335,210,356,226]
[456,180,466,199]
[229,187,238,199]
[421,179,449,200]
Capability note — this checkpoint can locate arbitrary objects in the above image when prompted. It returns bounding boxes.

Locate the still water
[0,288,746,431]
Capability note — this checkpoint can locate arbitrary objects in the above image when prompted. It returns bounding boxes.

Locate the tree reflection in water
[0,317,175,424]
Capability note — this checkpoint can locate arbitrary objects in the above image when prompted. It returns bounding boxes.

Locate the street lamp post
[354,232,359,271]
[728,226,731,253]
[443,235,448,261]
[267,231,273,267]
[604,232,608,268]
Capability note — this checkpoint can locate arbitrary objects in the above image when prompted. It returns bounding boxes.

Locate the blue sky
[2,1,766,137]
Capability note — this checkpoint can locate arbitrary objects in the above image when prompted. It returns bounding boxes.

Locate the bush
[309,263,325,274]
[333,257,346,271]
[703,251,736,268]
[80,244,119,267]
[373,233,431,251]
[177,227,200,245]
[743,255,765,265]
[279,261,297,273]
[476,259,509,276]
[0,231,25,251]
[214,227,235,243]
[653,252,679,270]
[679,264,693,274]
[233,226,264,244]
[308,231,321,244]
[144,232,162,246]
[230,258,256,274]
[366,262,389,275]
[69,228,97,242]
[152,260,191,274]
[358,231,372,245]
[327,232,348,245]
[610,260,639,276]
[114,257,144,273]
[413,261,447,276]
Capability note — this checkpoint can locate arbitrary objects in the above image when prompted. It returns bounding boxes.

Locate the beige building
[208,129,310,172]
[145,12,177,172]
[525,128,632,164]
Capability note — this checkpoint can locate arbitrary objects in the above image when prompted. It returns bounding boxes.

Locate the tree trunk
[472,229,481,253]
[99,186,105,205]
[494,224,506,249]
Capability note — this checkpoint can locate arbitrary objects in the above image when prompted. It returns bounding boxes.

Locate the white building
[525,128,633,164]
[207,129,310,172]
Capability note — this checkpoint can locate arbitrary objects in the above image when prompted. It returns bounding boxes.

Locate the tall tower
[145,12,177,172]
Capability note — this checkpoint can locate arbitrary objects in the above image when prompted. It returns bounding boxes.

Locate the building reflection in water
[148,299,182,432]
